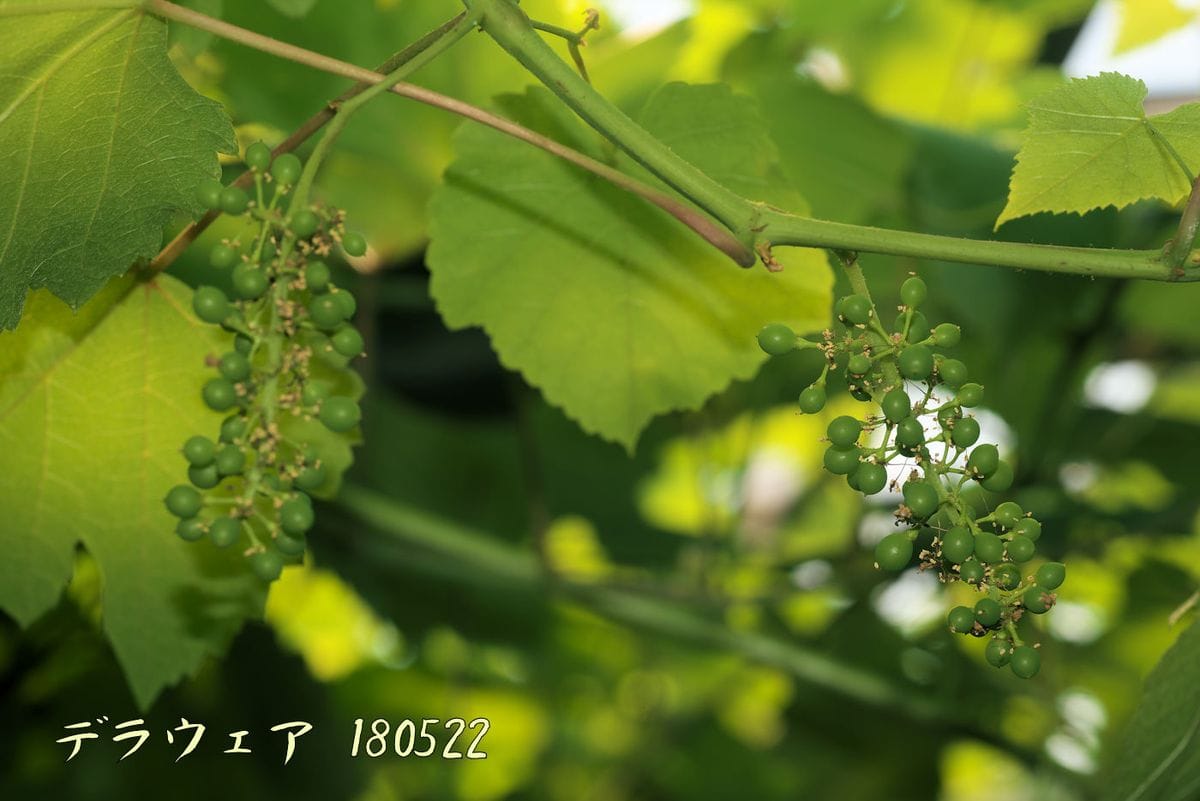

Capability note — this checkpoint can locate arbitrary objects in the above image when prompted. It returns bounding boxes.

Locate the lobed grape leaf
[427,83,830,450]
[997,73,1200,228]
[0,4,234,330]
[1103,618,1200,801]
[0,275,265,708]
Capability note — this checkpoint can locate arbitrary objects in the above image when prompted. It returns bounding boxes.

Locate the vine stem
[141,0,751,271]
[335,484,951,722]
[464,0,1194,283]
[1168,175,1200,272]
[286,11,482,215]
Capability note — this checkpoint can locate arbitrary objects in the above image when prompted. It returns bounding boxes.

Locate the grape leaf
[427,83,830,449]
[997,73,1200,227]
[0,275,265,708]
[1115,0,1194,53]
[0,4,234,330]
[1103,619,1200,801]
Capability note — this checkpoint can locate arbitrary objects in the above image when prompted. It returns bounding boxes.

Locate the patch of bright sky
[1065,0,1200,98]
[603,0,694,38]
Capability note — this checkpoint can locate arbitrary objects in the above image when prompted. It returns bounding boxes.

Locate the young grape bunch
[167,146,368,582]
[758,274,1064,679]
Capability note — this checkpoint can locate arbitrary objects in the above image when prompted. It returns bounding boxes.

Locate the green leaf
[997,73,1200,227]
[1103,619,1200,801]
[0,275,264,708]
[0,5,234,330]
[428,83,830,449]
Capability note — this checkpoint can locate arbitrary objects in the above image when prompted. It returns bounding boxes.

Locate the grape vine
[760,272,1065,679]
[163,146,367,582]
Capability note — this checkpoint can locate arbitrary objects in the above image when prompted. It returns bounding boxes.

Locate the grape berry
[168,145,367,582]
[758,275,1065,679]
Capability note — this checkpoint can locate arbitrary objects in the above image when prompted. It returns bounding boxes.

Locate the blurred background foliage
[4,0,1200,799]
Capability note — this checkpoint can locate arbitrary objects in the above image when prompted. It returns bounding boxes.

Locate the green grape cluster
[758,275,1065,679]
[165,144,369,582]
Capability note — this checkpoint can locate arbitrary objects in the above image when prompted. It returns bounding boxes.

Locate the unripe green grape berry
[974,597,1002,627]
[210,243,238,270]
[757,323,796,356]
[245,141,272,171]
[219,351,251,382]
[959,558,985,585]
[215,445,245,476]
[967,444,1000,478]
[209,516,242,548]
[898,345,933,380]
[995,501,1024,528]
[1010,645,1040,679]
[981,461,1014,493]
[182,435,216,467]
[319,396,361,433]
[957,383,984,408]
[855,462,887,495]
[895,311,930,343]
[1006,535,1036,563]
[176,517,206,542]
[219,186,249,215]
[331,289,357,319]
[341,231,368,257]
[938,358,968,388]
[845,469,861,491]
[985,638,1011,668]
[301,381,331,407]
[294,463,327,492]
[308,295,345,330]
[232,263,269,300]
[1023,586,1052,614]
[331,325,364,358]
[197,179,224,210]
[1015,517,1042,542]
[251,550,284,582]
[941,526,975,564]
[836,294,871,325]
[896,417,925,448]
[933,323,961,348]
[234,333,254,355]
[1036,562,1066,590]
[798,385,826,414]
[220,415,247,443]
[279,497,315,535]
[271,153,302,185]
[993,563,1021,590]
[875,532,913,571]
[192,286,230,324]
[900,276,927,308]
[188,463,220,490]
[275,533,307,557]
[974,531,1005,564]
[951,416,980,448]
[881,388,910,423]
[305,261,331,292]
[938,405,961,427]
[165,485,203,518]
[823,445,861,476]
[203,378,238,412]
[947,606,976,634]
[847,353,871,375]
[903,481,939,518]
[827,416,862,448]
[290,209,321,239]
